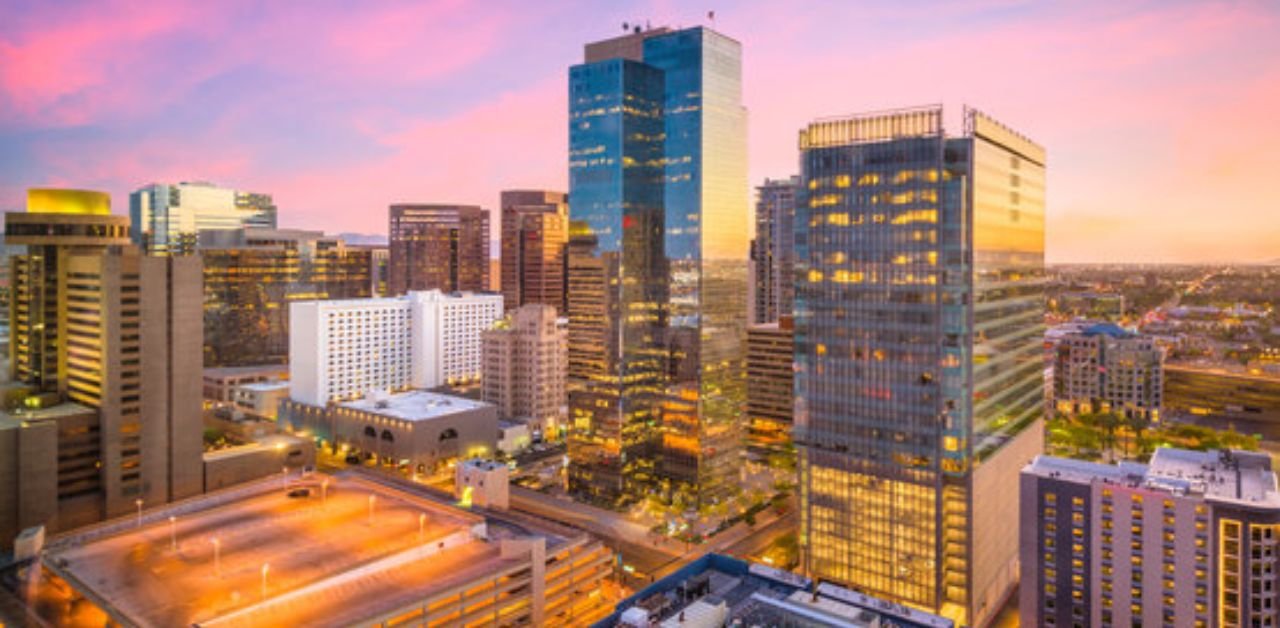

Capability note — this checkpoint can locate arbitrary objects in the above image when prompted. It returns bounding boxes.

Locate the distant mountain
[337,232,388,246]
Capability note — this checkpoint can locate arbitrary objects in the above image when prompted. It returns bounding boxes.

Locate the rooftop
[1026,447,1280,507]
[338,390,491,422]
[39,473,568,628]
[596,554,953,628]
[0,401,96,429]
[237,381,290,393]
[204,365,289,380]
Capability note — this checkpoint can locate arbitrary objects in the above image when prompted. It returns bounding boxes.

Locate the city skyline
[3,1,1278,264]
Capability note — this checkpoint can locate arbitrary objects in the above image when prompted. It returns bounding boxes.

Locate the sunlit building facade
[388,204,489,295]
[746,317,795,463]
[1051,322,1164,422]
[482,304,568,437]
[129,181,277,255]
[201,228,372,367]
[751,176,799,324]
[566,26,748,508]
[795,107,1046,625]
[500,190,568,314]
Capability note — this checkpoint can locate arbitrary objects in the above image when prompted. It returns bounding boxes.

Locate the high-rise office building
[566,26,748,508]
[1021,448,1279,627]
[795,106,1046,625]
[129,181,277,255]
[200,227,372,367]
[289,290,503,406]
[482,304,568,438]
[6,189,131,390]
[751,176,799,324]
[500,190,568,314]
[1051,322,1164,422]
[1,188,202,543]
[388,204,489,295]
[746,317,795,463]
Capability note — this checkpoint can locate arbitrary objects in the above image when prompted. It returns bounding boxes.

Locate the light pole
[169,516,177,551]
[281,466,288,490]
[135,499,143,528]
[261,563,269,598]
[321,479,329,505]
[212,538,221,577]
[368,494,377,526]
[418,513,425,541]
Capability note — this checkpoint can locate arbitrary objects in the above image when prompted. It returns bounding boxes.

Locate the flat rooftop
[596,554,953,628]
[1026,448,1280,507]
[0,401,96,429]
[237,381,289,393]
[40,474,557,628]
[203,365,288,380]
[339,390,490,422]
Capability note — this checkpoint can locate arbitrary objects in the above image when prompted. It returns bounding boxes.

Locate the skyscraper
[388,204,489,295]
[500,190,568,313]
[795,106,1046,625]
[200,228,372,367]
[751,176,799,324]
[129,181,277,255]
[566,26,748,508]
[1,189,202,540]
[746,317,795,463]
[6,189,130,390]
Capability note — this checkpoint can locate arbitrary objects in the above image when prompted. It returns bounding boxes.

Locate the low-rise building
[281,390,497,474]
[598,553,953,628]
[1021,448,1280,627]
[202,365,288,404]
[232,381,290,420]
[456,459,510,510]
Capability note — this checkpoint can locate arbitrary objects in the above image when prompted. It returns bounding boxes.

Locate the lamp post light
[169,516,177,551]
[261,563,269,598]
[212,538,221,577]
[281,466,288,490]
[368,494,377,526]
[418,513,425,541]
[135,499,143,528]
[322,479,329,505]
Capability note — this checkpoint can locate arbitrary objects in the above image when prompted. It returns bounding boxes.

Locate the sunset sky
[2,0,1277,263]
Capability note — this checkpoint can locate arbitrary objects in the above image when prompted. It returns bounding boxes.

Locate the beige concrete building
[481,304,567,438]
[202,364,288,404]
[0,189,203,545]
[746,316,794,462]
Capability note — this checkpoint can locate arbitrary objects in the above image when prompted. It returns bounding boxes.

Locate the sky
[1,0,1278,263]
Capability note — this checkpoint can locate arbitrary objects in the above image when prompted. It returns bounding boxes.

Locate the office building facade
[751,176,799,324]
[482,304,568,437]
[500,190,568,314]
[388,204,489,295]
[6,189,131,390]
[1,189,202,542]
[1051,322,1164,422]
[566,26,748,508]
[746,317,795,463]
[1021,448,1280,627]
[795,107,1046,625]
[129,181,277,255]
[200,227,372,367]
[289,290,503,406]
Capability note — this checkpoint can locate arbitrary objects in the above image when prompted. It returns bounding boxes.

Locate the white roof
[338,390,490,422]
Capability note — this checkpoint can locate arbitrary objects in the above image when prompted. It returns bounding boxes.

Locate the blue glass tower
[566,27,748,508]
[795,107,1046,625]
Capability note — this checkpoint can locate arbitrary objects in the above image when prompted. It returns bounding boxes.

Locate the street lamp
[418,513,426,541]
[211,538,221,577]
[321,479,329,505]
[368,494,377,526]
[261,563,269,598]
[169,516,177,551]
[135,499,143,528]
[281,466,289,490]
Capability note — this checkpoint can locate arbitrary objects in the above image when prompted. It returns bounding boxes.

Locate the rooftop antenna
[708,10,716,25]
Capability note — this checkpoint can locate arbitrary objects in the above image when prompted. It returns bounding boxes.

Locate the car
[344,454,362,465]
[286,488,311,498]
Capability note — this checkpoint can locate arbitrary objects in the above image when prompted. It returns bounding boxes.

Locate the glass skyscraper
[566,26,748,508]
[795,106,1045,626]
[129,181,277,255]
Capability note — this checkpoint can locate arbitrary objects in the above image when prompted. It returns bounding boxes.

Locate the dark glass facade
[202,230,372,367]
[500,190,568,314]
[751,177,799,324]
[566,27,748,508]
[795,107,1045,625]
[387,204,489,295]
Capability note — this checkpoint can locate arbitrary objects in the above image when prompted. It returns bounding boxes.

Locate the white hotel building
[289,290,503,406]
